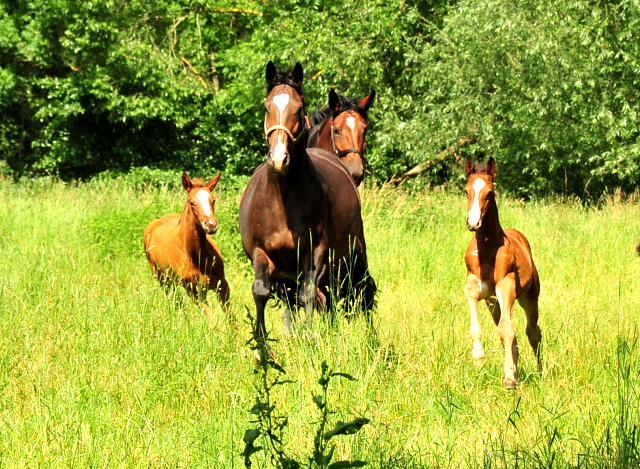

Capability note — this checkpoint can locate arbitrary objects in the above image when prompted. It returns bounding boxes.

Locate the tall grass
[0,175,639,467]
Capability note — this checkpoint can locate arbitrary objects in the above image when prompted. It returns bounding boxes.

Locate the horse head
[328,89,375,185]
[264,61,307,173]
[182,172,221,234]
[464,156,497,231]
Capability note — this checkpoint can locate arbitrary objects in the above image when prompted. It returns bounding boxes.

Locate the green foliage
[415,0,640,197]
[4,0,640,196]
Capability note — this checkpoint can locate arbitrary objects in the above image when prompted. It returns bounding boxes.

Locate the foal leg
[464,273,487,360]
[495,276,518,389]
[518,282,542,372]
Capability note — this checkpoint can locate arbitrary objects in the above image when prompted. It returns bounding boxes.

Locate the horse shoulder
[465,238,481,273]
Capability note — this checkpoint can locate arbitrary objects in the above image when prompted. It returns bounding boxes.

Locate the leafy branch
[242,313,370,469]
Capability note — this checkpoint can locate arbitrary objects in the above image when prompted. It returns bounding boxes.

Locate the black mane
[308,94,369,129]
[266,67,303,95]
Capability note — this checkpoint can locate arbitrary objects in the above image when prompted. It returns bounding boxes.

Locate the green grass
[0,175,640,468]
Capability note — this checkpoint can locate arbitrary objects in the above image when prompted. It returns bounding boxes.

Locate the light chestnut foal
[463,156,541,388]
[144,172,229,306]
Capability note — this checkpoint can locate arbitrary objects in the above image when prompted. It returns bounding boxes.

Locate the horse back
[504,228,538,295]
[306,148,365,258]
[144,214,184,272]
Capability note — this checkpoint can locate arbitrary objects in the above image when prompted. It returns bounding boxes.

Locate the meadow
[0,173,639,468]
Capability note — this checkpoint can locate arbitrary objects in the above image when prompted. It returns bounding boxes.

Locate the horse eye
[264,105,269,114]
[334,129,341,135]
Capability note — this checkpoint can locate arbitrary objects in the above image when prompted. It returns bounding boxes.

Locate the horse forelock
[266,67,303,95]
[309,95,369,131]
[189,178,205,188]
[472,162,493,176]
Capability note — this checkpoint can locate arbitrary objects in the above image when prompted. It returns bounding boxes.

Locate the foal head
[182,172,221,234]
[464,156,497,231]
[327,89,375,185]
[264,61,306,173]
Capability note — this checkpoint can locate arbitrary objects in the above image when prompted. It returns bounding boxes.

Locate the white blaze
[272,94,289,123]
[346,117,356,130]
[196,190,211,217]
[468,178,485,226]
[271,93,290,169]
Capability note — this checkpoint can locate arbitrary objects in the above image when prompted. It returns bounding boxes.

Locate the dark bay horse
[463,156,541,388]
[144,172,229,306]
[239,61,375,337]
[307,88,375,186]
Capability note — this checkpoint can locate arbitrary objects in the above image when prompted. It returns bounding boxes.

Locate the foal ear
[290,62,304,86]
[486,157,497,177]
[205,172,221,191]
[266,61,277,83]
[464,156,475,176]
[329,88,340,112]
[359,90,376,112]
[182,172,192,191]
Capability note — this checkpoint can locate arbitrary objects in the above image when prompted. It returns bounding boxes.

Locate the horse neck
[178,201,207,256]
[476,197,504,242]
[311,118,333,153]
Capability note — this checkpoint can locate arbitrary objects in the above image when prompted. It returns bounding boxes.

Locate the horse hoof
[472,343,485,360]
[473,356,486,367]
[504,378,517,389]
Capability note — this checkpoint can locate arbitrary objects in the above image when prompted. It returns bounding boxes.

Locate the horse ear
[182,172,192,191]
[486,157,497,177]
[329,88,340,112]
[464,156,475,176]
[206,172,221,191]
[266,61,276,83]
[359,89,376,111]
[290,62,303,86]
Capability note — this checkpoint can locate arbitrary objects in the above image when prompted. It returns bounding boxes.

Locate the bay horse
[239,61,375,338]
[307,88,375,186]
[144,172,229,306]
[463,156,541,388]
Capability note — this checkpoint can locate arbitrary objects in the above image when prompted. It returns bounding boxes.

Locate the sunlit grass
[0,176,639,467]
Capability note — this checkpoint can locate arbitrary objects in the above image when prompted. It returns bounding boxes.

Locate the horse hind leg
[518,285,542,372]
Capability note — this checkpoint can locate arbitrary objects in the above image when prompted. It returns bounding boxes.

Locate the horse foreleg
[251,249,272,339]
[496,276,518,389]
[464,273,486,360]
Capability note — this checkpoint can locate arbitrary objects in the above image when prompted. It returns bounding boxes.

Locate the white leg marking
[196,190,211,216]
[467,178,485,226]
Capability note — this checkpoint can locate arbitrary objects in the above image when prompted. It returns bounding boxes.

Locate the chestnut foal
[463,157,541,388]
[144,173,229,306]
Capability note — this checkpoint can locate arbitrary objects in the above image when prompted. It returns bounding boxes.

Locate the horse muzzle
[268,150,290,173]
[202,220,218,234]
[467,219,482,231]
